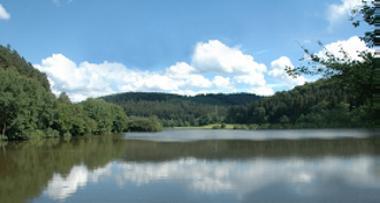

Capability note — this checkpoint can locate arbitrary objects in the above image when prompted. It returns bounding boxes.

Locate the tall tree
[286,0,377,125]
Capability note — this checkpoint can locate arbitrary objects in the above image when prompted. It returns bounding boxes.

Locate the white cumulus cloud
[268,56,306,88]
[37,37,369,102]
[191,40,272,96]
[192,40,267,74]
[250,86,274,96]
[35,40,277,101]
[317,36,373,62]
[212,76,231,88]
[0,4,11,20]
[35,55,222,102]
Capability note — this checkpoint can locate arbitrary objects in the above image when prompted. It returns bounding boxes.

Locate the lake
[0,129,379,203]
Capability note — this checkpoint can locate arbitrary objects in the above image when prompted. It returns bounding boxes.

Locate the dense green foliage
[126,116,162,132]
[0,45,50,90]
[225,78,374,128]
[102,92,261,127]
[0,45,132,140]
[102,75,376,129]
[0,68,56,139]
[104,71,377,128]
[103,92,261,105]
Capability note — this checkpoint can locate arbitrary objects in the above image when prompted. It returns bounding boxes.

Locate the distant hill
[101,92,262,127]
[102,75,376,128]
[102,92,261,106]
[225,78,374,128]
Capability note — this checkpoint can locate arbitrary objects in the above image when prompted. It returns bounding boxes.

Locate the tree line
[0,45,161,140]
[102,92,260,127]
[225,78,374,128]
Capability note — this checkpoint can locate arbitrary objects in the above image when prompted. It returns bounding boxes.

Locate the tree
[350,0,377,46]
[81,98,128,134]
[285,0,377,126]
[110,104,128,133]
[125,116,162,132]
[0,45,51,90]
[251,107,266,124]
[58,92,71,104]
[0,69,56,139]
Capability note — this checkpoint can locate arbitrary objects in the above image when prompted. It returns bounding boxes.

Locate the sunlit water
[125,129,377,141]
[0,129,379,203]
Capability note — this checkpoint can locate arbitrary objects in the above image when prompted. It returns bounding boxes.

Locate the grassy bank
[172,123,263,130]
[171,123,368,130]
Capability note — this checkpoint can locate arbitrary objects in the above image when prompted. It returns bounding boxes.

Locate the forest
[0,45,161,140]
[102,70,376,129]
[102,92,261,127]
[225,76,376,128]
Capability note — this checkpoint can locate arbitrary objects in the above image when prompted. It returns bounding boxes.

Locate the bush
[126,117,162,132]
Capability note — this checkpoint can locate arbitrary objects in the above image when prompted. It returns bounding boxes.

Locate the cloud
[317,36,373,62]
[44,164,113,200]
[35,54,223,102]
[234,74,266,87]
[42,156,380,201]
[250,86,274,96]
[191,40,272,96]
[165,62,212,89]
[212,76,231,88]
[35,40,277,101]
[37,37,368,102]
[326,0,365,28]
[268,56,306,88]
[45,165,89,200]
[265,36,372,90]
[0,4,10,20]
[192,40,267,74]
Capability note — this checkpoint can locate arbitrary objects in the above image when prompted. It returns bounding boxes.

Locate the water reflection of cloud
[44,164,114,200]
[45,165,88,200]
[43,156,380,201]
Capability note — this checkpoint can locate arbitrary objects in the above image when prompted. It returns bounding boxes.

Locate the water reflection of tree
[0,136,126,203]
[121,138,380,162]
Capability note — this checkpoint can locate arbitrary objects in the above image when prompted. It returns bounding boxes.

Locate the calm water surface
[0,129,379,203]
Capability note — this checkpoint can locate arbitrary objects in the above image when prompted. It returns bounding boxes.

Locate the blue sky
[0,0,371,101]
